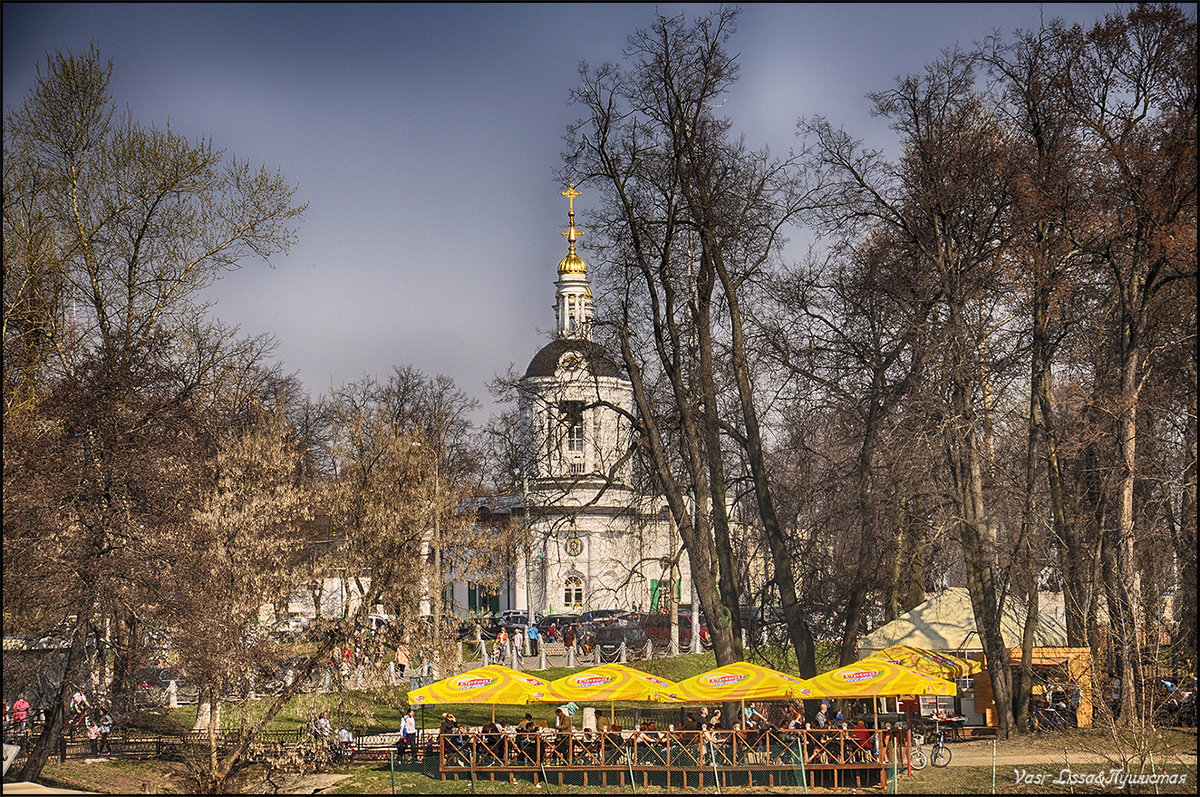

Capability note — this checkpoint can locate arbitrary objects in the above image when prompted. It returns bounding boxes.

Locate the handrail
[436,726,899,770]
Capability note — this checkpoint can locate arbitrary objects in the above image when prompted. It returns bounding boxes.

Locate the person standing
[395,641,409,677]
[527,623,539,654]
[400,708,418,762]
[497,627,509,661]
[512,628,525,667]
[815,703,830,729]
[553,707,573,761]
[97,707,114,756]
[439,711,457,763]
[11,694,30,739]
[67,687,91,734]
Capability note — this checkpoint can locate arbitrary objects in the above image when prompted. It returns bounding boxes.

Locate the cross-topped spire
[562,183,581,217]
[561,183,583,252]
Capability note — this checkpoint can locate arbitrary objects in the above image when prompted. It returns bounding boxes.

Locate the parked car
[269,616,310,640]
[583,618,649,650]
[536,613,582,640]
[499,611,543,633]
[457,614,503,641]
[739,604,788,645]
[580,609,629,626]
[636,612,710,647]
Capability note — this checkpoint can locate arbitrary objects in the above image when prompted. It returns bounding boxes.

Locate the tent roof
[859,588,1068,655]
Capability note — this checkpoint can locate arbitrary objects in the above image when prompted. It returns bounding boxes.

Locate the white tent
[859,587,1069,657]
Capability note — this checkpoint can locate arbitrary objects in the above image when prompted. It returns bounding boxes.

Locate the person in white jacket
[400,708,418,762]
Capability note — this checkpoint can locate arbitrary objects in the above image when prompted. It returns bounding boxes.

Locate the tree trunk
[695,249,744,653]
[1013,295,1047,732]
[19,605,93,782]
[1112,337,1144,724]
[839,585,867,666]
[949,358,1016,739]
[1175,378,1198,656]
[709,245,816,677]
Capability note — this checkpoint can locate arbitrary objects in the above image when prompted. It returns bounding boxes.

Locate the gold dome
[558,251,587,274]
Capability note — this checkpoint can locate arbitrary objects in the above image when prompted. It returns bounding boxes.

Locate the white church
[265,188,741,628]
[446,186,695,618]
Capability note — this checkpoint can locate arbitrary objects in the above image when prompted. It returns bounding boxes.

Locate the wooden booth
[972,647,1092,728]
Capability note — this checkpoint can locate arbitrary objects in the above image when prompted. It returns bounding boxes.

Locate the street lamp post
[413,441,442,666]
[517,470,531,617]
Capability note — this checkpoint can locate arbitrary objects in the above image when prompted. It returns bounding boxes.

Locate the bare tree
[564,7,821,674]
[800,47,1027,735]
[2,45,305,782]
[1058,3,1196,724]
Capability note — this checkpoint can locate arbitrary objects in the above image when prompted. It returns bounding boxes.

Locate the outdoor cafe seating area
[437,724,903,789]
[406,646,981,789]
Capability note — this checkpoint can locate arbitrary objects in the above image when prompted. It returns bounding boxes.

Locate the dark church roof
[523,338,625,379]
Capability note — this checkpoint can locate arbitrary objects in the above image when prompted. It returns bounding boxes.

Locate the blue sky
[4,3,1134,419]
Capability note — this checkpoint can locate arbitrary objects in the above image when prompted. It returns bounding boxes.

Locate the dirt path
[263,773,351,794]
[941,739,1198,768]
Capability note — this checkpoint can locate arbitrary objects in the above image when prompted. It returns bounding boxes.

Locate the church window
[564,575,583,607]
[562,401,584,453]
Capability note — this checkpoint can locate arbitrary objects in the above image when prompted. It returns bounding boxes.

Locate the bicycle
[65,708,89,739]
[908,729,951,770]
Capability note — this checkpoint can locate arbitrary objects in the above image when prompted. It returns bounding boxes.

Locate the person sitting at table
[680,711,700,742]
[725,722,744,764]
[700,710,725,764]
[446,723,469,768]
[744,703,767,730]
[851,720,876,760]
[629,721,652,763]
[602,723,625,764]
[480,720,503,764]
[741,719,765,763]
[515,713,537,764]
[806,721,832,764]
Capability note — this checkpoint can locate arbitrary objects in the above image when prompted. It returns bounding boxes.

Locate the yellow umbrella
[666,661,810,703]
[406,664,550,714]
[865,645,981,679]
[800,660,957,699]
[539,663,679,704]
[537,663,679,723]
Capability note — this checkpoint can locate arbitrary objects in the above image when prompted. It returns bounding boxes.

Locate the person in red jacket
[12,693,31,737]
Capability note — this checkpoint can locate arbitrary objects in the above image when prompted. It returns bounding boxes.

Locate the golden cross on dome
[561,183,583,245]
[562,183,581,216]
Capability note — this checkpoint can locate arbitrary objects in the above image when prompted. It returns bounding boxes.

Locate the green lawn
[150,652,737,736]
